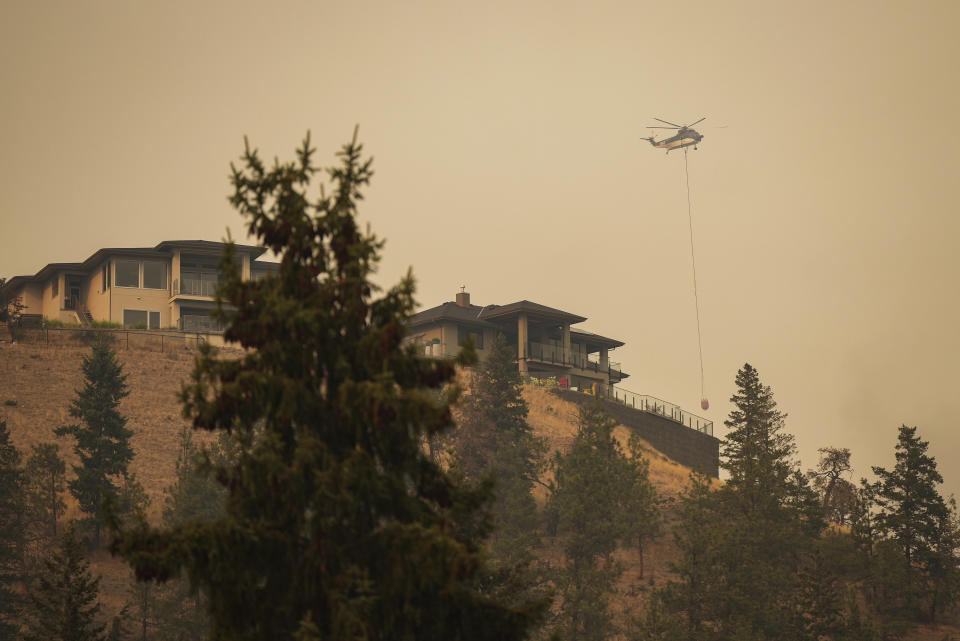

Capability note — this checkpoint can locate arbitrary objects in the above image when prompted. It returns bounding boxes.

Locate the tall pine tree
[113,132,545,640]
[21,524,106,641]
[548,402,658,641]
[24,442,67,542]
[648,363,825,640]
[871,424,960,622]
[455,333,548,605]
[56,336,133,547]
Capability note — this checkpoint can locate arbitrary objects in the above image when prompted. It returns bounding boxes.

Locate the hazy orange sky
[2,1,958,493]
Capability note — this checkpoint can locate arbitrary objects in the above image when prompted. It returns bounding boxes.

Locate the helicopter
[644,117,706,152]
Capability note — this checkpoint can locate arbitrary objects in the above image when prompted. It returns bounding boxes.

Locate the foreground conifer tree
[113,131,543,640]
[56,337,133,547]
[21,524,106,641]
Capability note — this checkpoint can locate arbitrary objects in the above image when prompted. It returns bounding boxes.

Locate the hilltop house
[407,290,628,394]
[408,289,718,474]
[1,240,277,330]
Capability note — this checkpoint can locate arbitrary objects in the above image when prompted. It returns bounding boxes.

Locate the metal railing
[174,274,219,297]
[9,326,225,353]
[180,314,223,332]
[609,387,713,436]
[527,341,623,377]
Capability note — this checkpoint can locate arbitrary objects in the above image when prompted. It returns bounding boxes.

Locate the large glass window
[457,325,484,349]
[123,309,148,328]
[149,311,160,328]
[116,261,140,288]
[143,262,166,289]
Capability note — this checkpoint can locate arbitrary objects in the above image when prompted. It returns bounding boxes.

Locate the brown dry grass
[0,340,222,617]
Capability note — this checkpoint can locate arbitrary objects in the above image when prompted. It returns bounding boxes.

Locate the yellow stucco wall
[110,258,171,327]
[40,276,61,318]
[15,283,44,316]
[81,261,111,321]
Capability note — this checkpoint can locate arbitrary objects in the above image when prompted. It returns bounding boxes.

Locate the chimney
[455,287,470,308]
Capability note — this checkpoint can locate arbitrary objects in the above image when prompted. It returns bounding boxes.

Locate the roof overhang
[571,328,625,350]
[155,240,267,259]
[479,300,587,325]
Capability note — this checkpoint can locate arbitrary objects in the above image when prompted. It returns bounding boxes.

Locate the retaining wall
[557,390,720,477]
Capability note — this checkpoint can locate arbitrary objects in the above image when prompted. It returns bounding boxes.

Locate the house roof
[409,302,500,330]
[479,300,587,324]
[570,328,625,349]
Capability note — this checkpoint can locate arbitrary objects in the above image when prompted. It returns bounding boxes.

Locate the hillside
[2,339,957,640]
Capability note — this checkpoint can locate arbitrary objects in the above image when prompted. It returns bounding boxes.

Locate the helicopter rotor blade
[653,117,682,127]
[647,126,679,129]
[688,117,706,127]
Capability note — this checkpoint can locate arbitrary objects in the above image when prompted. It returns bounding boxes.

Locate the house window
[102,264,110,291]
[122,309,161,329]
[116,261,140,288]
[457,325,484,349]
[143,262,166,289]
[122,309,148,328]
[52,277,58,298]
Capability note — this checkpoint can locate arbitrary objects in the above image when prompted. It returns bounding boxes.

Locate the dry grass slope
[2,342,954,640]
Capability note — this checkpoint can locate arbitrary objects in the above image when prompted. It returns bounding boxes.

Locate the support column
[518,313,529,377]
[170,302,181,329]
[171,249,181,296]
[241,253,251,281]
[599,347,610,396]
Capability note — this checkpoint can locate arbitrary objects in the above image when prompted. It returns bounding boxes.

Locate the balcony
[173,273,219,298]
[527,341,623,378]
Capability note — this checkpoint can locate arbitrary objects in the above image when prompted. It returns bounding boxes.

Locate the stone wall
[557,390,720,477]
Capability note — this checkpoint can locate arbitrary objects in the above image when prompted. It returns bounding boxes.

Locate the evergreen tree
[647,364,822,640]
[646,471,722,641]
[871,424,959,622]
[113,132,544,640]
[24,442,67,542]
[548,402,658,641]
[55,337,133,546]
[721,363,794,508]
[162,426,227,527]
[455,333,548,605]
[147,426,225,641]
[21,524,107,641]
[0,420,25,638]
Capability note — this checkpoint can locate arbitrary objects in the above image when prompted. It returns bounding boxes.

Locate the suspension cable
[683,148,706,402]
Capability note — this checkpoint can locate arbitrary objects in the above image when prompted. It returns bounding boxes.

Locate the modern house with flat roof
[1,240,277,330]
[407,289,628,394]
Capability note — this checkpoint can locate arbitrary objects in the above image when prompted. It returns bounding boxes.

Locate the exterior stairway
[77,308,94,327]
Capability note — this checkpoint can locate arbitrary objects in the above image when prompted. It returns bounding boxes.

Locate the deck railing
[609,387,713,436]
[174,273,219,297]
[527,341,622,377]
